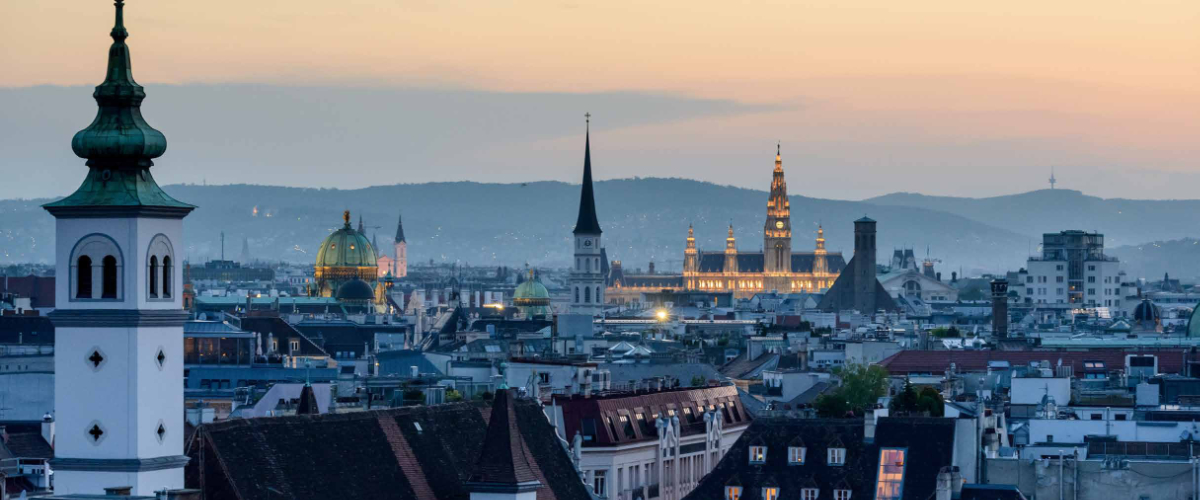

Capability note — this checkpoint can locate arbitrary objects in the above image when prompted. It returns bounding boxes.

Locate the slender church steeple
[573,114,602,235]
[570,114,604,315]
[764,143,792,274]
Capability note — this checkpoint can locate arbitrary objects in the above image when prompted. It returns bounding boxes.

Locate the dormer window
[725,486,743,500]
[761,487,779,500]
[828,447,846,465]
[749,445,766,464]
[788,446,806,465]
[834,489,851,500]
[801,488,819,500]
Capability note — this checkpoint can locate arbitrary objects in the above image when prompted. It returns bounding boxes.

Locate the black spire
[394,211,406,243]
[573,113,602,235]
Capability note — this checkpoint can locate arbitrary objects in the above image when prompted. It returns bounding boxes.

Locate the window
[1088,265,1096,271]
[101,255,118,298]
[76,255,93,298]
[725,486,742,500]
[149,255,159,297]
[834,489,851,500]
[575,287,580,303]
[801,488,819,500]
[1115,414,1127,421]
[593,470,607,496]
[788,446,806,464]
[1088,276,1096,283]
[762,487,779,500]
[162,256,172,298]
[585,286,591,303]
[874,448,906,500]
[1056,276,1064,283]
[619,415,636,439]
[749,445,766,464]
[828,447,846,465]
[1090,413,1102,420]
[289,339,300,352]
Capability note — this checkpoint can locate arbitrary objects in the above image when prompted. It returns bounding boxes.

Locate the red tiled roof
[0,275,55,309]
[877,349,1189,375]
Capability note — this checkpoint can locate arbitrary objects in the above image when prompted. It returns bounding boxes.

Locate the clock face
[584,239,592,247]
[775,221,784,229]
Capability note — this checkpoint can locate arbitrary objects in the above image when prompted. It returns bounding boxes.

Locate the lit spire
[774,142,782,172]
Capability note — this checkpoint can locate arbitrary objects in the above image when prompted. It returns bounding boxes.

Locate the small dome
[1187,306,1200,338]
[1133,299,1160,322]
[513,280,551,305]
[336,279,375,301]
[316,212,377,269]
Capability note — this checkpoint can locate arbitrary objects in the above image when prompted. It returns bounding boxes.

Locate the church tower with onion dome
[42,1,193,494]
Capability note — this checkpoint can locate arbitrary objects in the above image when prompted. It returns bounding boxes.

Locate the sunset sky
[3,0,1197,200]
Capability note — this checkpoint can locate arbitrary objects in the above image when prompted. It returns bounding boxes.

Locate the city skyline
[2,0,1197,201]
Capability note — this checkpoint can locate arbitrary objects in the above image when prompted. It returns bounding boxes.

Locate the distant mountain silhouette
[1,179,1193,278]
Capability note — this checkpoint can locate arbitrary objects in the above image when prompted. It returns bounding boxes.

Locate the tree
[917,387,945,417]
[446,389,463,402]
[890,380,946,417]
[836,363,889,412]
[690,375,706,387]
[890,378,921,414]
[814,363,889,417]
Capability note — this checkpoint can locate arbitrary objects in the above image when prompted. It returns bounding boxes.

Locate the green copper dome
[316,211,378,269]
[513,269,551,317]
[43,0,191,217]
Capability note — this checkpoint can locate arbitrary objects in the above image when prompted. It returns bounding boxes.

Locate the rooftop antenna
[1049,167,1057,190]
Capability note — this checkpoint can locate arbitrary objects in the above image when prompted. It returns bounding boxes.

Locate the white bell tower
[43,1,193,495]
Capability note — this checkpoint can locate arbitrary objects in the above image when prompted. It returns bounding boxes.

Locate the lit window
[874,448,906,500]
[749,445,766,464]
[762,487,779,500]
[788,446,806,465]
[725,486,742,500]
[828,447,846,465]
[834,489,851,500]
[801,488,819,500]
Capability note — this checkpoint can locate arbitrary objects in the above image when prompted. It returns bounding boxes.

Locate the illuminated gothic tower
[763,145,793,274]
[42,1,192,494]
[813,224,829,275]
[683,224,698,275]
[724,224,739,274]
[571,115,604,315]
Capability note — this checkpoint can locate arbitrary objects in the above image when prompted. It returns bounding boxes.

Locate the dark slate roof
[816,254,898,312]
[878,349,1188,376]
[784,381,831,407]
[0,431,53,459]
[0,275,55,309]
[187,398,591,500]
[720,352,780,379]
[467,389,541,490]
[696,252,845,274]
[960,484,1028,500]
[236,317,328,357]
[377,349,445,377]
[614,274,685,289]
[573,126,602,235]
[296,385,319,415]
[0,316,55,345]
[685,417,957,500]
[603,363,721,387]
[554,385,749,447]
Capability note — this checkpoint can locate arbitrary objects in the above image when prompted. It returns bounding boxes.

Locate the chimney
[990,279,1009,339]
[41,412,54,449]
[935,468,952,500]
[950,466,963,495]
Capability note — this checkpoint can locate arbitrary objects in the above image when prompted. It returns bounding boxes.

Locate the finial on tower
[1049,167,1057,190]
[343,210,351,227]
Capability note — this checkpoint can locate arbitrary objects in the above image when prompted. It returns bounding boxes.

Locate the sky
[2,0,1198,200]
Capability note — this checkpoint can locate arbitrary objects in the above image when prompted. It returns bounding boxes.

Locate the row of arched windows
[574,285,603,304]
[72,234,174,301]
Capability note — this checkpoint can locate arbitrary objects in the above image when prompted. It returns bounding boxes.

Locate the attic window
[619,415,636,439]
[724,486,742,500]
[834,489,851,500]
[801,489,819,500]
[749,445,766,464]
[762,487,779,500]
[828,447,846,465]
[788,446,806,465]
[413,422,423,434]
[874,448,906,500]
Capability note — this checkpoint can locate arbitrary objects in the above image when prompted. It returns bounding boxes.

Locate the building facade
[682,148,844,299]
[41,2,191,493]
[1015,230,1123,307]
[376,211,408,279]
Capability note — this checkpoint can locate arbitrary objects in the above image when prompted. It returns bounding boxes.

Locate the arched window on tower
[162,256,172,298]
[585,286,591,303]
[575,287,580,303]
[76,256,93,299]
[149,256,159,298]
[102,256,118,299]
[596,286,602,304]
